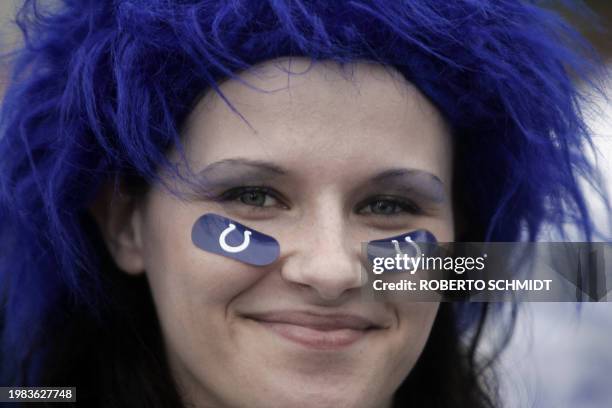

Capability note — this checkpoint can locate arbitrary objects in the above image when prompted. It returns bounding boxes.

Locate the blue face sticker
[366,230,438,263]
[192,213,280,266]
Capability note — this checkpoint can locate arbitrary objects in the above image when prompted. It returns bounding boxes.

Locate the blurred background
[0,1,610,407]
[496,2,612,407]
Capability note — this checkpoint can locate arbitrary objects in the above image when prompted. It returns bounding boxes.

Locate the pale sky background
[498,72,612,408]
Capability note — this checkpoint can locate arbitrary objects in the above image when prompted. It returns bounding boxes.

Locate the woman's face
[117,59,454,408]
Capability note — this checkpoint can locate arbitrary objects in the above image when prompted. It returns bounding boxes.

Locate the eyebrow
[190,158,288,193]
[197,158,288,177]
[368,168,447,203]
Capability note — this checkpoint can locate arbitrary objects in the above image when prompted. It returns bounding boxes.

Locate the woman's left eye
[359,197,422,216]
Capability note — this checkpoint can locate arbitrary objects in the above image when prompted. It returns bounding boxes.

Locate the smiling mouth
[244,311,385,350]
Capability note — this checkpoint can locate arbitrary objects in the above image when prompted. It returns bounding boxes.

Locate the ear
[89,181,146,275]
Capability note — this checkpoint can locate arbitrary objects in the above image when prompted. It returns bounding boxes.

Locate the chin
[240,372,391,408]
[252,388,380,408]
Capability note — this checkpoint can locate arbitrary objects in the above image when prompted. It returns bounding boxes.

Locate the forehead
[182,58,452,184]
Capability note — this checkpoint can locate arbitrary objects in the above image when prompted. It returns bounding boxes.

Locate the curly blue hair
[0,0,605,405]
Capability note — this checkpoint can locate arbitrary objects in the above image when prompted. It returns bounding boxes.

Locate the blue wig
[0,0,605,386]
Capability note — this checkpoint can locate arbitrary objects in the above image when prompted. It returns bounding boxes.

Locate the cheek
[358,302,439,400]
[423,217,454,243]
[138,198,265,341]
[143,228,265,308]
[393,303,440,369]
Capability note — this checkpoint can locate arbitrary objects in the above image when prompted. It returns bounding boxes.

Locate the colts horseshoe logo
[366,229,437,271]
[219,223,252,253]
[192,213,280,266]
[390,236,422,258]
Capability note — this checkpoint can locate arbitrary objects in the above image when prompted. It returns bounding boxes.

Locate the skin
[100,58,454,408]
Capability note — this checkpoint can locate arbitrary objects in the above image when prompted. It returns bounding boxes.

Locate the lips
[244,311,385,350]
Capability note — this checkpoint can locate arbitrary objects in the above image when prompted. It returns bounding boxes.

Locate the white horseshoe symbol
[391,239,403,255]
[219,223,252,253]
[404,236,422,258]
[391,237,422,258]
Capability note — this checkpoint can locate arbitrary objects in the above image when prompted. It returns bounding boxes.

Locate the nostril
[280,252,365,300]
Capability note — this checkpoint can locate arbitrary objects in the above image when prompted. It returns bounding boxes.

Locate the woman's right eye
[220,187,285,209]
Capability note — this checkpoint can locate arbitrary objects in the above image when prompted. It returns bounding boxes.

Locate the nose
[280,213,365,301]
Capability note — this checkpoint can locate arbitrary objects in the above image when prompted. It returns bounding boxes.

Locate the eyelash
[219,187,287,210]
[358,195,424,216]
[218,186,424,216]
